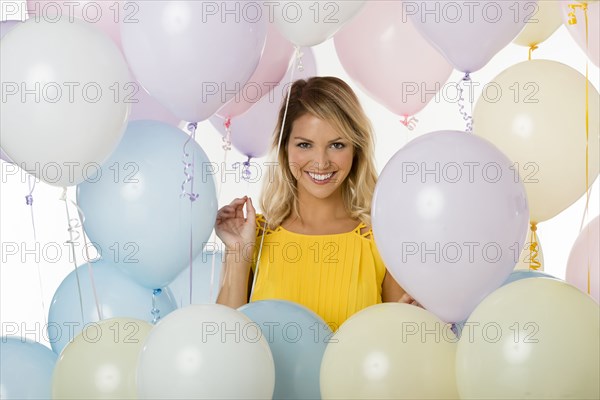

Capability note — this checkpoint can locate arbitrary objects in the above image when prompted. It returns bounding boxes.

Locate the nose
[313,150,331,171]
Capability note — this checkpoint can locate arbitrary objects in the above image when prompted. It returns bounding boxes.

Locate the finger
[246,197,256,220]
[229,197,246,206]
[399,293,412,303]
[235,199,247,219]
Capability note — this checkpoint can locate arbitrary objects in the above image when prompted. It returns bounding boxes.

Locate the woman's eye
[331,142,345,149]
[298,142,310,149]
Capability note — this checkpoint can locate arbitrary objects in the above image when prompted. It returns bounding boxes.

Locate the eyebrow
[292,136,344,143]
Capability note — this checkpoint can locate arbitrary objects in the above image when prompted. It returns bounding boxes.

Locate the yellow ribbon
[528,223,541,270]
[568,2,591,295]
[528,44,538,61]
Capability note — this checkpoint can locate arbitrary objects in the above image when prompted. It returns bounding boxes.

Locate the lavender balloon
[210,47,317,159]
[372,131,529,323]
[120,1,268,122]
[407,0,535,73]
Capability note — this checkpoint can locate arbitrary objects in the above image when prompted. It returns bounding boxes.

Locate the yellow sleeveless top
[250,214,386,331]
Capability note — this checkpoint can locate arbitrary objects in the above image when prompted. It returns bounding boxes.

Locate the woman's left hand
[398,293,424,309]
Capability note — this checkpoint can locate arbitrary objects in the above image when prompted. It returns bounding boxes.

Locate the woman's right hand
[215,196,256,251]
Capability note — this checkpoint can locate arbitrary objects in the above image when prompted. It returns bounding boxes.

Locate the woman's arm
[216,248,253,309]
[382,271,422,307]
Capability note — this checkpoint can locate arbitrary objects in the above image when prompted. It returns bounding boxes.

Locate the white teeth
[308,172,333,181]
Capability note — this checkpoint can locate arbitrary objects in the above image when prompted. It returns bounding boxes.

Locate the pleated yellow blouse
[250,214,386,331]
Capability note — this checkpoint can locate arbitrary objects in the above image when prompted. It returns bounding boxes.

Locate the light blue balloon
[238,300,332,399]
[169,251,223,306]
[0,337,57,399]
[48,258,177,354]
[454,270,559,338]
[76,120,218,288]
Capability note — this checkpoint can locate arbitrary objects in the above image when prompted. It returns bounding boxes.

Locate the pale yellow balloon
[513,0,562,47]
[456,278,600,399]
[52,318,153,399]
[515,229,544,271]
[320,303,459,399]
[473,60,600,223]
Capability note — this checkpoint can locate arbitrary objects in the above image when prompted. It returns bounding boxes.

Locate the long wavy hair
[259,76,378,229]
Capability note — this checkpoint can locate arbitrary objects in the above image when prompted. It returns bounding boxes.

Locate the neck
[294,189,348,224]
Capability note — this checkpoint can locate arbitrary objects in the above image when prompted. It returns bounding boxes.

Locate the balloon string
[60,187,86,324]
[25,176,47,326]
[568,2,591,294]
[151,288,162,324]
[182,122,199,304]
[251,45,302,300]
[457,73,474,133]
[528,223,541,270]
[399,116,419,131]
[233,156,253,181]
[528,44,538,61]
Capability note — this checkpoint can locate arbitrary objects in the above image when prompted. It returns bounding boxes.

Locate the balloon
[239,300,331,399]
[320,303,459,399]
[0,20,20,39]
[273,0,365,47]
[513,0,562,47]
[27,0,123,48]
[52,318,153,399]
[560,0,599,67]
[210,47,317,159]
[48,258,177,354]
[456,278,600,399]
[0,337,57,399]
[408,0,534,73]
[120,1,268,122]
[334,0,452,118]
[372,131,529,323]
[453,269,557,339]
[129,82,181,126]
[168,251,224,306]
[137,304,275,399]
[77,120,218,289]
[0,17,130,187]
[566,216,599,303]
[216,23,295,119]
[473,60,600,223]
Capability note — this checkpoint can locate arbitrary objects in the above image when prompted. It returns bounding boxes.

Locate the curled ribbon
[232,156,253,181]
[181,122,200,202]
[151,288,162,324]
[457,73,474,133]
[400,116,419,131]
[528,223,542,270]
[528,44,538,61]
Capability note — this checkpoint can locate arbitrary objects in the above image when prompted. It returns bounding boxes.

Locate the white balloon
[137,304,275,399]
[273,0,365,47]
[0,17,130,187]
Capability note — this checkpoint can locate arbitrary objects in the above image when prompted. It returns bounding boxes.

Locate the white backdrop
[1,0,598,348]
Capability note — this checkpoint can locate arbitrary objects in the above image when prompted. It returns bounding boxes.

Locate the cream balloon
[273,0,365,46]
[473,60,600,223]
[513,0,562,47]
[514,228,544,271]
[52,318,153,399]
[456,278,600,399]
[0,17,130,187]
[320,303,459,399]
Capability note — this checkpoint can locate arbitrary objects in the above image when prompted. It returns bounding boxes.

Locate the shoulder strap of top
[255,214,274,237]
[356,222,373,239]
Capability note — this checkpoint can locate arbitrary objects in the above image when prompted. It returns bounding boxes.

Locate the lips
[305,171,336,184]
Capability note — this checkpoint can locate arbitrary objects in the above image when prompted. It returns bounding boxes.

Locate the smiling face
[287,113,355,201]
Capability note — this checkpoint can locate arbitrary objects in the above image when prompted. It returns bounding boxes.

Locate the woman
[216,77,418,330]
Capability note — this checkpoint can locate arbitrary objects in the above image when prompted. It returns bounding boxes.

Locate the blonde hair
[259,76,378,229]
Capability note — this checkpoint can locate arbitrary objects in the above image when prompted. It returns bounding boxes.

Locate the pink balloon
[120,1,267,123]
[210,48,317,159]
[407,0,535,73]
[216,23,295,119]
[372,131,529,323]
[566,216,599,303]
[129,81,180,126]
[334,1,452,117]
[559,0,599,67]
[27,0,122,49]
